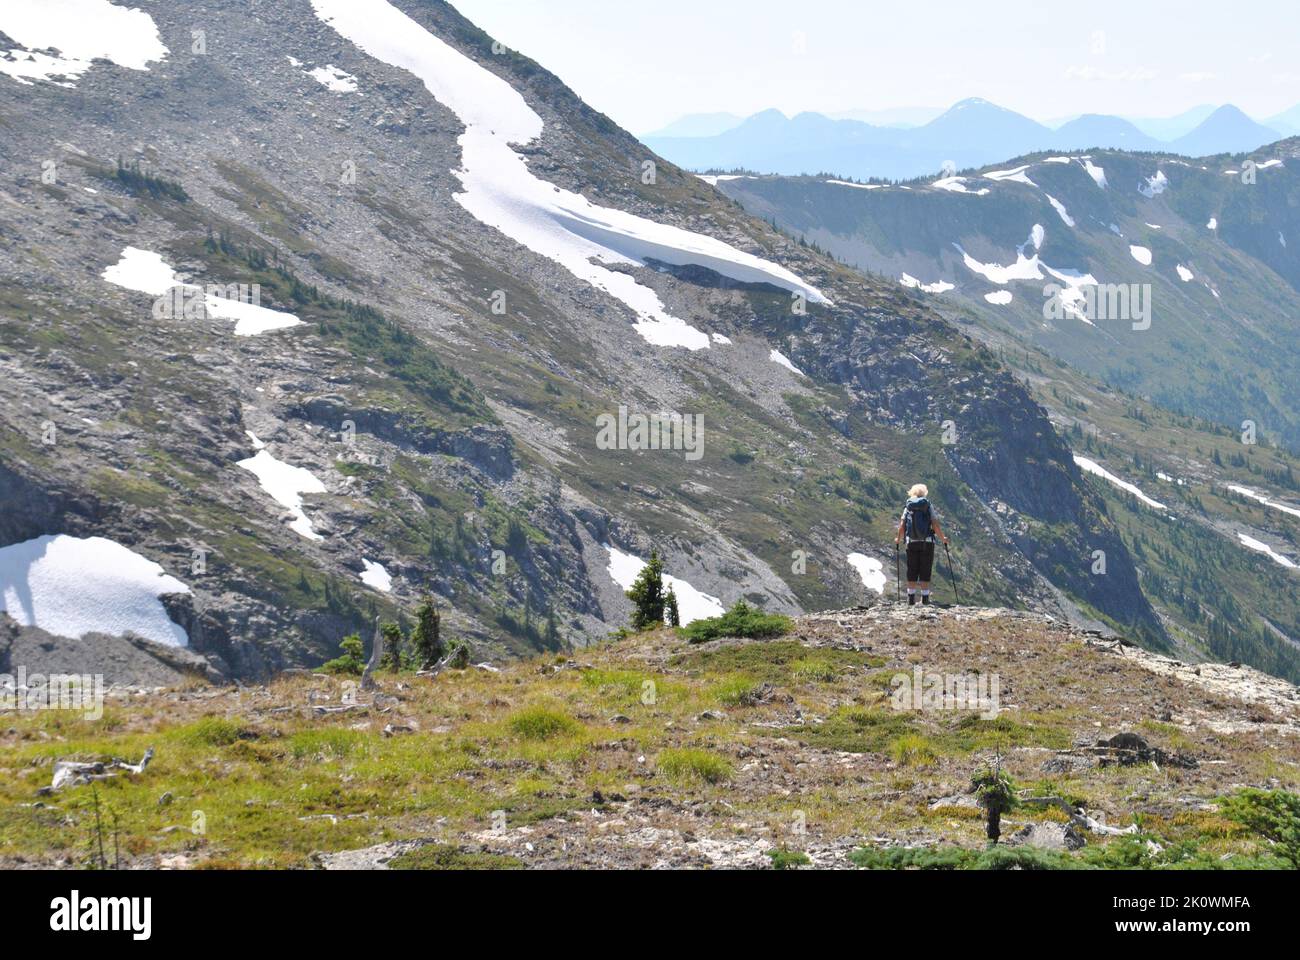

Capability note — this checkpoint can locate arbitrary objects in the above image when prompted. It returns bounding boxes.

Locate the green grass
[790,659,839,683]
[791,707,916,754]
[507,706,581,741]
[175,716,252,748]
[388,844,525,871]
[658,748,733,785]
[890,733,939,768]
[674,641,883,684]
[712,675,769,708]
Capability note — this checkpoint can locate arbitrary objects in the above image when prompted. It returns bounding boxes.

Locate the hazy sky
[452,0,1300,132]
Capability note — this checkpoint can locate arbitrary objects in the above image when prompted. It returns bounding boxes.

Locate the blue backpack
[905,497,933,542]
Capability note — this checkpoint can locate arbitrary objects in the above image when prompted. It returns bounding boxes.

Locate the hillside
[3,606,1297,870]
[713,149,1300,681]
[716,143,1300,454]
[0,0,1169,684]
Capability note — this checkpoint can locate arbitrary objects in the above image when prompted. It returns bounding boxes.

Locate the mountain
[643,100,1285,182]
[827,105,945,128]
[642,112,744,139]
[712,143,1300,679]
[912,98,1051,154]
[1128,104,1219,141]
[643,99,1059,181]
[1172,105,1282,156]
[1052,114,1162,152]
[0,0,1165,685]
[1266,103,1300,138]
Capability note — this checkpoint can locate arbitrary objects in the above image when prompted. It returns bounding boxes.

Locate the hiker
[895,484,949,606]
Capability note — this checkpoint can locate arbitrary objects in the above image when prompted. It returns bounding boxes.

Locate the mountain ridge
[644,99,1286,182]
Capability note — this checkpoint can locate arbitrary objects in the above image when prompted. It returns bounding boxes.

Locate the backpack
[905,497,933,542]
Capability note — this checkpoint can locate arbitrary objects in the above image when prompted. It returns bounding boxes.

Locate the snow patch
[360,559,393,592]
[1207,217,1218,230]
[308,64,359,92]
[0,534,189,647]
[1139,171,1168,198]
[932,176,990,195]
[1238,534,1297,570]
[953,243,1099,325]
[900,273,954,294]
[0,0,168,87]
[954,245,1042,284]
[205,295,303,337]
[696,174,751,186]
[846,554,886,595]
[1082,160,1108,188]
[826,179,884,190]
[984,290,1013,305]
[1226,485,1300,521]
[983,165,1037,186]
[101,246,180,297]
[1176,264,1194,282]
[1130,245,1153,266]
[237,449,328,541]
[102,247,303,336]
[769,349,805,376]
[310,0,825,354]
[604,546,725,626]
[1046,195,1075,227]
[1074,456,1167,510]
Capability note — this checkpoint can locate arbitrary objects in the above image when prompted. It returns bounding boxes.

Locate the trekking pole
[944,541,960,606]
[895,543,902,603]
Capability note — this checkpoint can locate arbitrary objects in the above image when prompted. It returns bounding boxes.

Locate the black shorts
[906,541,935,582]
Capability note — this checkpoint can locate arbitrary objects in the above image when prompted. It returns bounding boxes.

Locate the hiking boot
[908,595,917,606]
[921,595,931,606]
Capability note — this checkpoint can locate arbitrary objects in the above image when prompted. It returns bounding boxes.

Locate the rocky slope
[1,0,1159,683]
[3,606,1297,870]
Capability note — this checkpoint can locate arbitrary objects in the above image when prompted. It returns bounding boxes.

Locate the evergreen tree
[627,551,666,631]
[665,587,681,628]
[323,634,366,676]
[379,621,405,671]
[412,595,444,668]
[544,607,559,650]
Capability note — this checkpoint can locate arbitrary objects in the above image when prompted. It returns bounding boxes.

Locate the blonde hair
[909,484,929,498]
